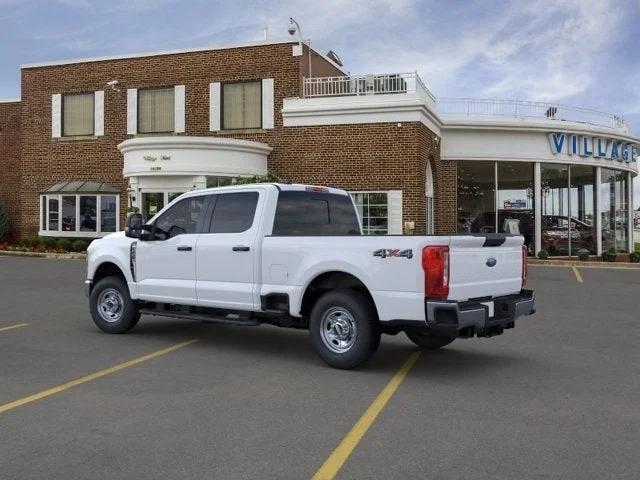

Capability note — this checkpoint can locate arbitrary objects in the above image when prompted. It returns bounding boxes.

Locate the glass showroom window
[601,168,629,253]
[497,162,535,253]
[351,192,388,235]
[138,87,175,133]
[222,81,261,130]
[457,161,496,233]
[541,164,596,256]
[206,176,236,188]
[40,195,119,237]
[62,92,94,136]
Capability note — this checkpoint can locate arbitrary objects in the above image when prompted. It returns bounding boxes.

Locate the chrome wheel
[97,288,124,323]
[320,307,357,353]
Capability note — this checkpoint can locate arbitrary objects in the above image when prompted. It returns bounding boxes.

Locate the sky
[0,0,639,205]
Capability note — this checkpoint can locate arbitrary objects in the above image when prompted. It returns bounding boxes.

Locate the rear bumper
[389,289,535,338]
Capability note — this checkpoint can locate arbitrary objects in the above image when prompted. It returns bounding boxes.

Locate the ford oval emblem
[486,257,497,267]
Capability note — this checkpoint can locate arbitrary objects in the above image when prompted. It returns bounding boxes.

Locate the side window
[154,196,205,238]
[273,192,361,236]
[209,192,259,233]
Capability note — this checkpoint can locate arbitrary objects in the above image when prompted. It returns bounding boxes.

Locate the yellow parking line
[0,323,28,333]
[571,265,584,283]
[0,338,198,415]
[312,352,421,480]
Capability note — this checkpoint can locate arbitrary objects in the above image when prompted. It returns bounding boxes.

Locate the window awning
[41,180,120,194]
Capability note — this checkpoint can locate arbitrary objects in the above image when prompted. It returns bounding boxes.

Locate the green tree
[233,172,280,185]
[0,195,10,241]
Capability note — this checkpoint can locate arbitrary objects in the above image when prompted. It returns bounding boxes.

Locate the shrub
[577,249,590,262]
[233,172,280,185]
[40,236,58,249]
[537,249,549,260]
[0,196,9,241]
[71,239,89,252]
[629,252,640,263]
[606,245,617,254]
[21,236,40,248]
[57,238,73,252]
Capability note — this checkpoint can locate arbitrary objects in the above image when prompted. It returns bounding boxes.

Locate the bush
[629,252,640,263]
[57,238,73,252]
[537,249,549,260]
[71,239,89,252]
[233,172,280,185]
[577,249,590,262]
[0,196,9,241]
[40,236,58,249]
[21,236,41,248]
[606,245,617,254]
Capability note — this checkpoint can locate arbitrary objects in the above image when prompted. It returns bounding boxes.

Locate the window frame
[350,191,390,235]
[39,194,120,238]
[221,80,263,131]
[137,86,176,134]
[61,91,95,137]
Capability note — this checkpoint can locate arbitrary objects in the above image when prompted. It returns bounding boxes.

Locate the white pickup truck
[85,183,534,369]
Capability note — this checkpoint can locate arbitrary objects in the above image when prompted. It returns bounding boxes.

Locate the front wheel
[405,331,455,350]
[90,276,140,334]
[309,289,380,369]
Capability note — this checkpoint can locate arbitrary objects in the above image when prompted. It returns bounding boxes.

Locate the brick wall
[19,42,304,238]
[0,101,21,240]
[418,123,457,233]
[16,41,455,239]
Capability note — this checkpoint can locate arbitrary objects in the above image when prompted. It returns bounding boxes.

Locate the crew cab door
[135,195,208,305]
[196,191,261,311]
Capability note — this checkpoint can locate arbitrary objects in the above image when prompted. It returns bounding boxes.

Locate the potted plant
[537,249,549,260]
[577,248,590,262]
[603,245,617,262]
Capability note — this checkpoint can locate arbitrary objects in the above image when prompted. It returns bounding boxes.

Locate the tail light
[422,246,449,299]
[521,245,528,288]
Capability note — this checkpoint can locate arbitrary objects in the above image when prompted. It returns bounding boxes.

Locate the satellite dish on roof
[326,50,343,67]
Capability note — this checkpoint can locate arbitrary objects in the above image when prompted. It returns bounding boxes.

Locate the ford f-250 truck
[85,183,535,369]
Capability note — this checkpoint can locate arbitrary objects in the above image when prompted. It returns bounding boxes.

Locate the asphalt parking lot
[1,257,639,479]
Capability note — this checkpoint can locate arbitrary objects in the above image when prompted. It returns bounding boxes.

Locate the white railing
[436,97,627,131]
[303,72,436,102]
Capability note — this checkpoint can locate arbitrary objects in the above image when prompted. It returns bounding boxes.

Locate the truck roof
[182,183,350,197]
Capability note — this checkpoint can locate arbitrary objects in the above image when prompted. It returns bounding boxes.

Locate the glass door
[141,192,165,222]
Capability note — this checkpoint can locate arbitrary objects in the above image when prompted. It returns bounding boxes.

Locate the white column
[628,171,634,253]
[595,167,602,256]
[534,162,542,255]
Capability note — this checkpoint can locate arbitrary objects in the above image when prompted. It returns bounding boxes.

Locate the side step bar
[139,308,261,327]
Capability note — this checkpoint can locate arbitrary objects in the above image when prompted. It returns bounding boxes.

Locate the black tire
[90,276,140,334]
[405,331,455,350]
[309,289,380,369]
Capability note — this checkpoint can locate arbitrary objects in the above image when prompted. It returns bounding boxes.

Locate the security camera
[106,80,121,93]
[287,23,297,35]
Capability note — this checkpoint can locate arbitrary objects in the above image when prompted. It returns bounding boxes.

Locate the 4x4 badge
[373,249,413,259]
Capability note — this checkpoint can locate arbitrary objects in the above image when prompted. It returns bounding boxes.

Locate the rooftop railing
[301,74,627,131]
[436,98,627,131]
[302,72,436,103]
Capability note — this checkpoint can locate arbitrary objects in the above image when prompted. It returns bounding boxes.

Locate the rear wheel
[90,276,140,334]
[309,289,380,369]
[405,331,454,350]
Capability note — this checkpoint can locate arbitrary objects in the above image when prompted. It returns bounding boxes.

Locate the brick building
[0,39,638,255]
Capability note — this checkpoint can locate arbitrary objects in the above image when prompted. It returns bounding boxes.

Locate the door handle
[177,246,192,252]
[232,245,250,252]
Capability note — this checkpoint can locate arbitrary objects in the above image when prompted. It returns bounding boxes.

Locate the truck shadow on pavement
[110,317,532,376]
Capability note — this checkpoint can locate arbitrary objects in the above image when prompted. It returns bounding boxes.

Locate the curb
[0,250,86,260]
[529,259,640,269]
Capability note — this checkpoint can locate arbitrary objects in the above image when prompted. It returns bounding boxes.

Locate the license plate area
[481,301,494,318]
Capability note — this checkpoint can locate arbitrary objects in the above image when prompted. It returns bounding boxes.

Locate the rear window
[273,191,361,236]
[208,192,258,233]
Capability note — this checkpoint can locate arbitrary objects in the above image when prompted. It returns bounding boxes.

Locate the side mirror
[125,213,143,238]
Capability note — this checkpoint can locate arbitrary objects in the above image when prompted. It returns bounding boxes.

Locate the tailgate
[447,235,523,300]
